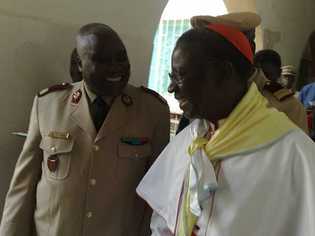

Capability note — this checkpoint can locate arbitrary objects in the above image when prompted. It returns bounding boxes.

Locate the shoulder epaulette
[273,88,294,101]
[38,82,72,97]
[140,86,167,105]
[263,81,283,93]
[263,81,294,101]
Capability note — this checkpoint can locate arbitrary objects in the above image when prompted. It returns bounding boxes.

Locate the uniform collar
[83,81,114,105]
[247,68,266,92]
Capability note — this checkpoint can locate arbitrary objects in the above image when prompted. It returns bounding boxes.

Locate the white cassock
[137,120,315,236]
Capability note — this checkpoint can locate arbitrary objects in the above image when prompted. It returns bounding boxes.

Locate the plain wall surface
[256,0,315,67]
[0,0,167,216]
[224,0,315,67]
[223,0,264,52]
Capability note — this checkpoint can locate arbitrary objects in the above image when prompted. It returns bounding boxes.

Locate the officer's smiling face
[76,32,130,97]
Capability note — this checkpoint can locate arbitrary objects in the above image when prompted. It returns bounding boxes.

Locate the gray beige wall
[0,0,167,215]
[224,0,315,67]
[223,0,263,51]
[256,0,315,67]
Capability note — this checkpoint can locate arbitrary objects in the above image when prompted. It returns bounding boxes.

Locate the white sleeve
[150,211,174,236]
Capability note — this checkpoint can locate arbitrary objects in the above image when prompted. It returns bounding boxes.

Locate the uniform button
[86,212,93,218]
[93,145,100,152]
[90,179,96,186]
[50,146,56,152]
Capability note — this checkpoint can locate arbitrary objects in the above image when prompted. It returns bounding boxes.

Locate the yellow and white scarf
[176,82,297,236]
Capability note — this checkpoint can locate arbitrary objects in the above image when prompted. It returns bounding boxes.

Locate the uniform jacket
[253,70,308,133]
[0,81,170,236]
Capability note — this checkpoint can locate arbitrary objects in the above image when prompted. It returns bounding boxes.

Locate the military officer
[0,23,170,236]
[281,65,297,90]
[253,49,309,133]
[177,12,308,134]
[250,68,308,133]
[254,49,283,83]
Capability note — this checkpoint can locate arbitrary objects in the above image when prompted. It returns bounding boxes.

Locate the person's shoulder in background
[298,81,315,107]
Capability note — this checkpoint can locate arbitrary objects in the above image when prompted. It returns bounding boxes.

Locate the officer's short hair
[78,23,116,37]
[254,49,282,68]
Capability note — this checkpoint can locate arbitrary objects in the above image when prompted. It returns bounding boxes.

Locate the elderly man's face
[77,32,130,96]
[169,44,225,121]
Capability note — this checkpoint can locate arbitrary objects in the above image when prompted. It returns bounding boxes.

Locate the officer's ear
[77,58,82,72]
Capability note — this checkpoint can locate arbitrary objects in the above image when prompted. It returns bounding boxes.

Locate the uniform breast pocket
[40,136,74,181]
[117,142,152,184]
[118,142,152,161]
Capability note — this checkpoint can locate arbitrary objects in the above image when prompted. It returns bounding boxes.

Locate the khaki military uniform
[253,69,308,133]
[0,81,170,236]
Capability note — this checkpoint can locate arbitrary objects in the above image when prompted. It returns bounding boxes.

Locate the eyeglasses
[168,72,184,88]
[168,59,221,87]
